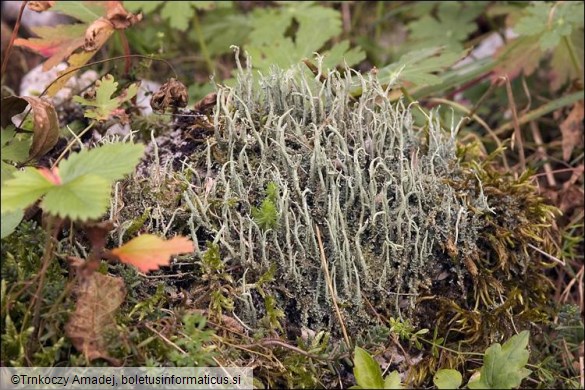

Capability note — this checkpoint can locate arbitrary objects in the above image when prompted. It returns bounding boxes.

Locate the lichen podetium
[180,52,559,352]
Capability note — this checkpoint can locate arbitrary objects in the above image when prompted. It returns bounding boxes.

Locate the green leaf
[73,75,139,121]
[246,2,353,73]
[1,142,144,221]
[353,346,384,389]
[0,209,24,239]
[160,1,198,31]
[123,1,164,14]
[321,40,366,71]
[41,174,111,220]
[407,2,485,51]
[1,167,54,214]
[1,126,31,163]
[58,142,144,183]
[515,2,584,51]
[384,371,402,389]
[199,9,250,57]
[468,331,532,389]
[434,369,462,389]
[379,47,466,87]
[51,1,106,23]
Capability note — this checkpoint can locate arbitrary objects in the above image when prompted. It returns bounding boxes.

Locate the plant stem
[192,10,214,77]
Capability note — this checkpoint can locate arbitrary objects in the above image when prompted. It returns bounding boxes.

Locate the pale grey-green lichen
[179,53,497,334]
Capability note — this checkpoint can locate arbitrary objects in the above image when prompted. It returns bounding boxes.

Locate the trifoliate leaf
[1,167,54,214]
[468,330,531,389]
[58,142,144,183]
[434,369,462,389]
[41,174,111,220]
[353,346,385,389]
[73,74,139,121]
[111,235,195,273]
[1,142,144,221]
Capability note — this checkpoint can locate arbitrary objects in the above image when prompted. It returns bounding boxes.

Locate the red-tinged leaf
[1,96,59,161]
[14,24,87,69]
[15,1,141,97]
[37,166,61,185]
[111,235,195,273]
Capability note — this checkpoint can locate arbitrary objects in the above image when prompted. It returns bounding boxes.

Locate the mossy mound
[130,56,558,352]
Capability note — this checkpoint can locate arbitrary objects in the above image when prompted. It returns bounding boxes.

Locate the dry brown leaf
[193,92,217,114]
[65,273,125,365]
[150,78,188,113]
[84,17,114,51]
[560,101,584,161]
[28,1,55,12]
[106,1,143,29]
[1,96,59,161]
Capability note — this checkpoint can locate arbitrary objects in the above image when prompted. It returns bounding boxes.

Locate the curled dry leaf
[27,1,55,12]
[560,101,584,161]
[65,273,125,365]
[105,1,143,29]
[1,96,59,161]
[193,92,218,114]
[83,17,115,51]
[150,78,188,112]
[110,234,195,273]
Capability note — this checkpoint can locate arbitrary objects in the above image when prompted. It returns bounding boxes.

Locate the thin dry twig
[503,75,526,171]
[315,224,352,351]
[530,121,557,187]
[1,1,27,78]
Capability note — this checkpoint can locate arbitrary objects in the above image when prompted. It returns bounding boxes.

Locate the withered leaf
[1,96,59,161]
[150,78,188,113]
[28,1,55,12]
[83,17,115,51]
[65,273,125,365]
[560,101,584,161]
[193,92,217,114]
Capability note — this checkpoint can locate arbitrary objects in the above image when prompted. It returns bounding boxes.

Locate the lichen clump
[175,57,556,347]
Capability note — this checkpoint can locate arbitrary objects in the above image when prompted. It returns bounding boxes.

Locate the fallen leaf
[111,234,195,273]
[65,273,125,365]
[1,96,59,161]
[560,101,584,161]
